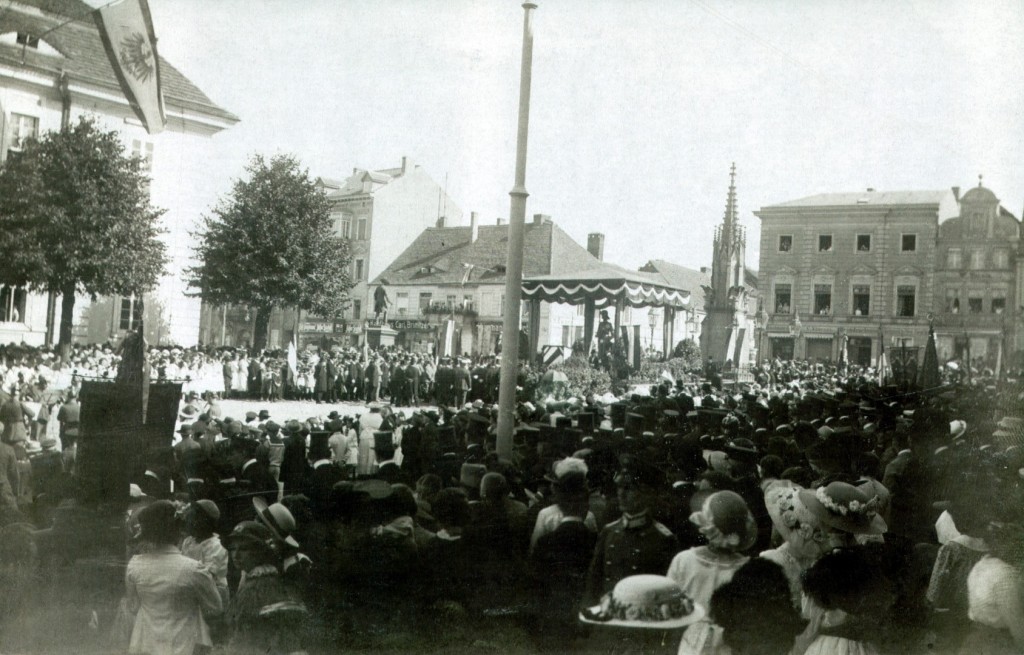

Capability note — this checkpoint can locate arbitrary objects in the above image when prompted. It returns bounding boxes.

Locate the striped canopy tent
[521,262,691,360]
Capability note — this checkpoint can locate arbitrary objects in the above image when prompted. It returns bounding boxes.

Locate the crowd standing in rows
[1,345,1023,654]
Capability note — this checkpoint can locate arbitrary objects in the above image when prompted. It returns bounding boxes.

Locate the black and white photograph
[0,0,1022,653]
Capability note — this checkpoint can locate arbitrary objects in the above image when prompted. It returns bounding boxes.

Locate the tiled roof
[0,0,238,123]
[762,190,951,209]
[372,221,600,286]
[640,260,710,309]
[315,177,344,190]
[327,167,402,198]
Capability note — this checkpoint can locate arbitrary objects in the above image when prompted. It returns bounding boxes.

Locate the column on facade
[663,307,675,359]
[583,298,596,354]
[613,295,623,336]
[528,298,541,365]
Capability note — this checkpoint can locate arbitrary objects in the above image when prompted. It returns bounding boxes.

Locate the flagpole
[496,2,538,459]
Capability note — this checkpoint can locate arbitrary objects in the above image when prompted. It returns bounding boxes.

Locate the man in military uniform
[364,358,381,403]
[405,357,422,406]
[584,456,677,606]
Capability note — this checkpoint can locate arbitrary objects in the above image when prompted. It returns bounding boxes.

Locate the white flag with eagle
[94,0,166,134]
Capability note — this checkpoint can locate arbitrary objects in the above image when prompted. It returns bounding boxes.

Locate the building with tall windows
[754,189,958,367]
[932,180,1021,367]
[0,0,238,346]
[198,157,461,349]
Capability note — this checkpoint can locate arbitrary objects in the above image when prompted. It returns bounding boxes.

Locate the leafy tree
[187,154,353,351]
[0,116,167,360]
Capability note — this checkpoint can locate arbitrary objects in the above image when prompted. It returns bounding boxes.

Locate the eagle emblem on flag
[118,31,155,83]
[94,0,165,134]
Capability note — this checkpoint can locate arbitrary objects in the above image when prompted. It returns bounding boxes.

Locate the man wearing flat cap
[584,456,677,606]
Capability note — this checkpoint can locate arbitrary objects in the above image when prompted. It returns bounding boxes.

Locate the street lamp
[789,312,802,360]
[647,307,661,356]
[687,309,698,342]
[755,305,768,365]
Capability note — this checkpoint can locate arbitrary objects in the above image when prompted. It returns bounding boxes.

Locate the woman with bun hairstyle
[957,521,1024,654]
[124,500,223,655]
[799,545,898,655]
[710,558,807,655]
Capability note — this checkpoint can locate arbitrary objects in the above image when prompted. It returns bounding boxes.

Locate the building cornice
[0,61,238,134]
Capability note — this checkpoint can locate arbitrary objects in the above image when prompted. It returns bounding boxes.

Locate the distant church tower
[701,163,752,369]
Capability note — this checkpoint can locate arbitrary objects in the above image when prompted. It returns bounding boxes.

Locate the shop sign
[391,319,432,331]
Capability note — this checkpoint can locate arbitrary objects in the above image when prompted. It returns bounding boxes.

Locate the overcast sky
[145,0,1024,273]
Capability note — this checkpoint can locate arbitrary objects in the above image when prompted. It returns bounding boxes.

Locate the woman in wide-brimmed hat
[668,490,757,655]
[798,481,887,548]
[760,482,830,608]
[223,521,307,655]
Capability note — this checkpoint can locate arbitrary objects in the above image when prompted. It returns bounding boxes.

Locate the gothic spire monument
[700,163,754,370]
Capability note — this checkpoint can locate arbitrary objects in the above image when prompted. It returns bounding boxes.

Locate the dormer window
[1,31,62,56]
[16,32,39,49]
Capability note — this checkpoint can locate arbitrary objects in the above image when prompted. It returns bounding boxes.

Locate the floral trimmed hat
[798,481,887,536]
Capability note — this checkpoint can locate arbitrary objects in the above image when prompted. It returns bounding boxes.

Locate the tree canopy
[186,153,353,350]
[0,116,167,354]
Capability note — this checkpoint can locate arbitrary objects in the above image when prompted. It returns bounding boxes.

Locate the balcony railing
[420,302,479,318]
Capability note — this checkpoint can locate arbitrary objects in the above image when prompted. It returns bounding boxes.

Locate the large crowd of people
[0,342,505,405]
[0,349,1022,654]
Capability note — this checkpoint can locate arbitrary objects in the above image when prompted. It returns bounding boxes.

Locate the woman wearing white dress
[669,490,757,655]
[233,355,248,395]
[958,522,1024,654]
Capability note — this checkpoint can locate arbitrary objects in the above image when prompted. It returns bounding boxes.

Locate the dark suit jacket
[455,368,471,393]
[531,519,598,623]
[308,462,343,518]
[375,461,403,484]
[239,460,278,502]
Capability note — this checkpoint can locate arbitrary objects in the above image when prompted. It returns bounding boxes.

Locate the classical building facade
[755,189,959,367]
[932,180,1021,367]
[0,0,238,347]
[369,214,600,357]
[198,157,461,349]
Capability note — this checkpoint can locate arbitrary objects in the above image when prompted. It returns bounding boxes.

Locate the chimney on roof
[952,186,961,202]
[470,212,479,243]
[700,266,709,274]
[353,167,358,175]
[533,214,550,225]
[436,215,446,228]
[587,233,605,261]
[496,218,506,226]
[401,156,409,174]
[866,188,875,192]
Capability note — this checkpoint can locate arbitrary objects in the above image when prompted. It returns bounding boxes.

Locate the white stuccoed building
[0,0,238,347]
